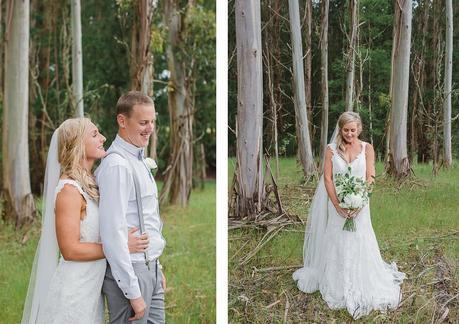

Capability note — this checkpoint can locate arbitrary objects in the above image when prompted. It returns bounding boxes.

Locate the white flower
[144,158,157,170]
[343,193,364,209]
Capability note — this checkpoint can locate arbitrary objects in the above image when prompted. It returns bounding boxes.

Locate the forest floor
[229,159,459,323]
[0,181,216,324]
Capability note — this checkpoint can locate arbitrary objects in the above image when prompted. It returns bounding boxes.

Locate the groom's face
[120,104,156,148]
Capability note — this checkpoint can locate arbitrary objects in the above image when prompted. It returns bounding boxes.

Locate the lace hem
[292,267,320,293]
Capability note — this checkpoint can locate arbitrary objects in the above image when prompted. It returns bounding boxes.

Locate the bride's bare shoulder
[364,142,375,155]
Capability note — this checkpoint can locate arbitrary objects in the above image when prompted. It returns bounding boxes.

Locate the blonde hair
[57,118,99,201]
[336,112,362,154]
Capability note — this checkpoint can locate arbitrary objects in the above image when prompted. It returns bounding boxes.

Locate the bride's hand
[127,227,150,253]
[349,208,362,218]
[335,205,351,219]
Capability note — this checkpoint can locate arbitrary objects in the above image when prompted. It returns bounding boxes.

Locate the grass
[229,158,459,323]
[0,181,215,324]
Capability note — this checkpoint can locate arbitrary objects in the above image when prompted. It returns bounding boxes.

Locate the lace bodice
[54,179,101,243]
[36,179,106,324]
[329,142,367,178]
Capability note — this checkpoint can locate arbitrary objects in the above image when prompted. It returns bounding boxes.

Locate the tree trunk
[265,35,279,180]
[304,0,313,136]
[2,0,36,226]
[443,0,452,167]
[127,0,156,160]
[160,0,193,206]
[431,0,443,173]
[70,0,83,117]
[0,0,3,96]
[232,0,263,218]
[387,0,412,179]
[288,0,315,178]
[411,2,429,162]
[319,0,329,168]
[130,0,154,92]
[345,0,357,112]
[367,22,373,146]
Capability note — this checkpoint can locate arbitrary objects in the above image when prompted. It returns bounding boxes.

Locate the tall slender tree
[160,0,193,206]
[129,0,154,93]
[127,0,157,160]
[304,0,313,135]
[2,0,36,226]
[71,0,83,117]
[232,0,263,218]
[345,0,358,112]
[443,0,453,167]
[387,0,412,179]
[319,0,330,168]
[288,0,315,178]
[0,0,3,96]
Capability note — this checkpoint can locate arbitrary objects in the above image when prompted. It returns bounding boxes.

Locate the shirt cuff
[123,283,141,300]
[114,276,141,299]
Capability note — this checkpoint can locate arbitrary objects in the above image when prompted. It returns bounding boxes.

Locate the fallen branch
[282,290,290,323]
[254,265,303,273]
[239,224,287,265]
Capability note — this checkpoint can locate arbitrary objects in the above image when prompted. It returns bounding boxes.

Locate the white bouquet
[334,166,373,231]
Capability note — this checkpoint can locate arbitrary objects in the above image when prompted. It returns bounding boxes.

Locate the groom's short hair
[116,91,154,117]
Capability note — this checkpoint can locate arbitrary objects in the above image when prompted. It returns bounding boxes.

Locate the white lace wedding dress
[37,179,106,324]
[293,142,405,319]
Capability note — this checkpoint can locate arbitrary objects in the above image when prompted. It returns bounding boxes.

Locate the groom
[96,91,166,323]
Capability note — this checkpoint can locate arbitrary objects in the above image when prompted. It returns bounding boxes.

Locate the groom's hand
[129,297,146,321]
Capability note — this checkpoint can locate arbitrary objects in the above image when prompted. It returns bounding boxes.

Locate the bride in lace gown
[293,112,405,319]
[22,118,148,324]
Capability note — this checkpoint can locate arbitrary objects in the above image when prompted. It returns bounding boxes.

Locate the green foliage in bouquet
[334,166,374,231]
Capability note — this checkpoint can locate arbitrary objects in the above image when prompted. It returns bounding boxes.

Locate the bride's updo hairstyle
[57,118,99,201]
[336,111,362,154]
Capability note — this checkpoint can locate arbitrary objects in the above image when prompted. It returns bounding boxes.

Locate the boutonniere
[144,158,158,170]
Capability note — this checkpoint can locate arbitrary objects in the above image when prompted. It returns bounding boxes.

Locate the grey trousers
[103,261,165,324]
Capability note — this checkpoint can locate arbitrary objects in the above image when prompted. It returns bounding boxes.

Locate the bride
[21,118,149,323]
[293,112,405,319]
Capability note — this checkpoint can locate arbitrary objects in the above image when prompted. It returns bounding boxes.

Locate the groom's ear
[117,113,127,129]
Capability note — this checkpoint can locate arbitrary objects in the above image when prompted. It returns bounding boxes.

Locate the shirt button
[124,292,127,295]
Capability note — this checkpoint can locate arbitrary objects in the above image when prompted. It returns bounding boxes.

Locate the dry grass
[228,160,459,323]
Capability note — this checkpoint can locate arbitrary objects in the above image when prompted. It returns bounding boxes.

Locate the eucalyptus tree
[71,0,84,116]
[345,0,358,112]
[2,0,36,226]
[288,0,315,177]
[232,0,264,218]
[387,0,412,179]
[319,0,330,167]
[443,0,453,166]
[160,0,193,206]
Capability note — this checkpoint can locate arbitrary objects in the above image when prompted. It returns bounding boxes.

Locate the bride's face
[341,122,359,144]
[84,122,107,160]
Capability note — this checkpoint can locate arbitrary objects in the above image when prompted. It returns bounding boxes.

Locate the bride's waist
[58,256,106,265]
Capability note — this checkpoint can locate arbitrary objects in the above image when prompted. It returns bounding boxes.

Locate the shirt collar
[114,134,145,160]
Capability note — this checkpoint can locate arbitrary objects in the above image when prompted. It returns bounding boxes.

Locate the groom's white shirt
[96,134,166,299]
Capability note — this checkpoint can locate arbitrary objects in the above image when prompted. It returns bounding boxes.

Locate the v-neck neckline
[336,141,365,165]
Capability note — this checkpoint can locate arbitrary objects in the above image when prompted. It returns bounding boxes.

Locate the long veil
[21,129,60,324]
[292,124,339,293]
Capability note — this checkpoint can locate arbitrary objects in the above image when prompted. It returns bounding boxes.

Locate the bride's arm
[365,143,376,185]
[55,184,105,261]
[55,185,148,261]
[323,148,341,208]
[324,148,349,219]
